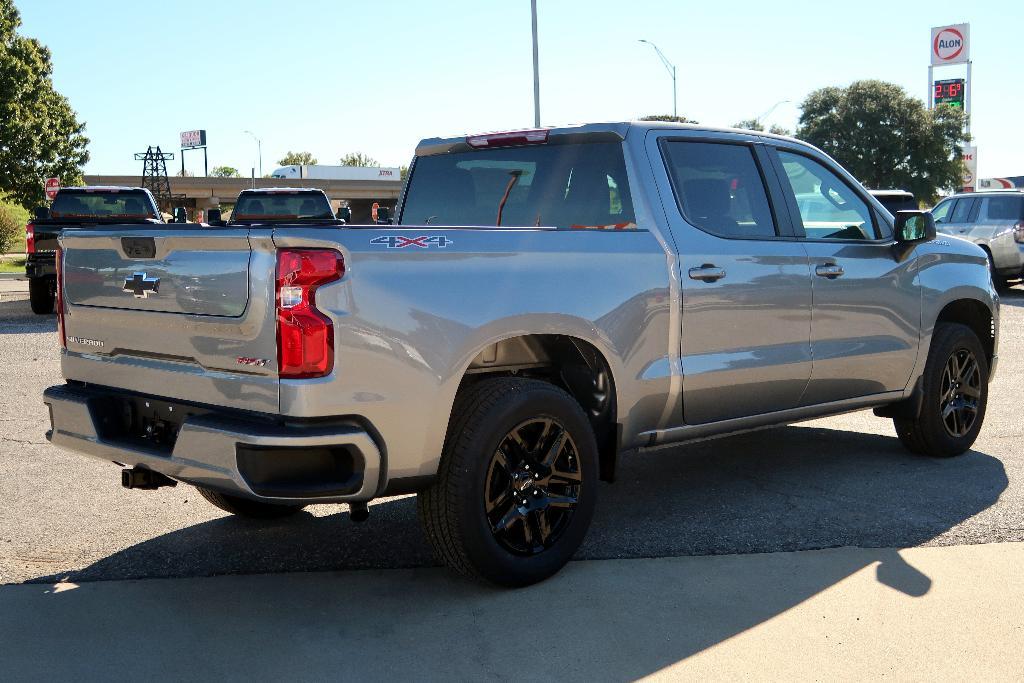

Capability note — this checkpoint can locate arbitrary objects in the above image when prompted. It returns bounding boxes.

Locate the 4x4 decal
[370,235,453,249]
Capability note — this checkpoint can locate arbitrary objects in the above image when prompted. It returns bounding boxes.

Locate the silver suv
[932,191,1024,287]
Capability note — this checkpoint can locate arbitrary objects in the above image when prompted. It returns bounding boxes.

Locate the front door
[653,134,813,424]
[769,146,921,405]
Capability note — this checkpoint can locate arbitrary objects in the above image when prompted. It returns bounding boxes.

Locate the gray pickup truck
[44,122,998,586]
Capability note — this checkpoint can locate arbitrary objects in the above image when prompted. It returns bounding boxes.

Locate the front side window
[932,199,955,224]
[661,141,777,238]
[400,142,635,229]
[776,151,876,240]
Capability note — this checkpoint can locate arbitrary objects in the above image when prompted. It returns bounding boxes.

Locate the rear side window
[932,199,955,223]
[51,191,157,220]
[950,198,976,223]
[661,141,777,238]
[979,196,1024,222]
[400,142,635,229]
[234,192,333,220]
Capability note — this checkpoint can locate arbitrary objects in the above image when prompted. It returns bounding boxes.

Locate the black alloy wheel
[939,347,982,438]
[484,418,582,555]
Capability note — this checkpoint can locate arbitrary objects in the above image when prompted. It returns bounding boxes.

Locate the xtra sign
[931,24,970,66]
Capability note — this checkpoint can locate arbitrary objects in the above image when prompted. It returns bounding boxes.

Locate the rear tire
[29,277,54,315]
[196,486,306,519]
[418,377,598,587]
[894,322,988,457]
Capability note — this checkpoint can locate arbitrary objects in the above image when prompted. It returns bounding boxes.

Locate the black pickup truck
[26,187,162,313]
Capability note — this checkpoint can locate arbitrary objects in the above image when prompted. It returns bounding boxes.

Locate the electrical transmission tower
[134,146,175,213]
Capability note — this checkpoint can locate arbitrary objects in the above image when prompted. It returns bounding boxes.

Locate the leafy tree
[0,0,90,209]
[176,168,193,177]
[796,80,968,202]
[278,150,317,166]
[640,114,698,124]
[339,152,379,167]
[732,119,791,136]
[0,200,22,253]
[400,165,408,181]
[209,165,240,178]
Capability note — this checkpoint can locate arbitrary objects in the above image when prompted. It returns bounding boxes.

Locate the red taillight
[276,249,344,379]
[26,222,35,254]
[466,129,549,148]
[1014,222,1024,244]
[55,246,66,349]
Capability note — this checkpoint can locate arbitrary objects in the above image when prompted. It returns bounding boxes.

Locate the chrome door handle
[688,265,726,282]
[815,263,844,279]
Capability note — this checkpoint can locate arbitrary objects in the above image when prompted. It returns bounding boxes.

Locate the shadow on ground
[6,425,1007,679]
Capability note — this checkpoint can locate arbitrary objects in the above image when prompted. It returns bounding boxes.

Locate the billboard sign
[978,177,1024,190]
[960,145,978,191]
[180,129,207,149]
[931,24,970,66]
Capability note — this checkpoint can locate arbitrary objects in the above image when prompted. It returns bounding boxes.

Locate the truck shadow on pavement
[13,425,1007,679]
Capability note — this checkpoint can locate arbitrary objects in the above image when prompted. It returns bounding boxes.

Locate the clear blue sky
[16,0,1024,179]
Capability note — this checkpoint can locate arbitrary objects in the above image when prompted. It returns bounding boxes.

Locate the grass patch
[0,257,26,274]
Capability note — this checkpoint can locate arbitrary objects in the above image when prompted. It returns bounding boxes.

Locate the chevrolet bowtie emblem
[123,272,160,298]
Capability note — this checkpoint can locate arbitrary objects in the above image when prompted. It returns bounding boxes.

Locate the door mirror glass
[895,210,936,243]
[336,206,352,223]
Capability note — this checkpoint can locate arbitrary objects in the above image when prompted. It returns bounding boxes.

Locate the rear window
[874,195,918,214]
[51,190,157,220]
[400,141,635,229]
[233,192,333,220]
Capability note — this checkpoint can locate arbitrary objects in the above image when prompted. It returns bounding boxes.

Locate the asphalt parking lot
[1,286,1023,586]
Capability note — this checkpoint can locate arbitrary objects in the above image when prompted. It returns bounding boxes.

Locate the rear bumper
[43,383,382,504]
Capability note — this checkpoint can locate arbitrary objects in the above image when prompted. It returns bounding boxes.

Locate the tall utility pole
[531,0,540,127]
[639,39,677,118]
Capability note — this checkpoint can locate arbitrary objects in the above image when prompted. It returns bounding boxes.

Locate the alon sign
[931,24,970,66]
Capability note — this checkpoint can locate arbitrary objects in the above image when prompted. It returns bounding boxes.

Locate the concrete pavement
[1,542,1022,681]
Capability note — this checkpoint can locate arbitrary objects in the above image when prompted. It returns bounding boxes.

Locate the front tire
[196,486,306,519]
[894,322,988,457]
[418,378,598,587]
[29,277,54,315]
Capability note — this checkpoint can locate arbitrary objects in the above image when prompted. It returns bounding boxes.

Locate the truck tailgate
[58,228,280,414]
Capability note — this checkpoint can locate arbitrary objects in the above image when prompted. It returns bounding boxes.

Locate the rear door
[768,145,920,404]
[649,131,813,424]
[60,228,281,413]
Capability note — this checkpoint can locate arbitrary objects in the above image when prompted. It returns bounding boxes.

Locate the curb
[0,273,27,281]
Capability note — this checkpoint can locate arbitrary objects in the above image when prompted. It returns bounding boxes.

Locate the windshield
[400,141,635,229]
[50,190,157,220]
[233,192,333,220]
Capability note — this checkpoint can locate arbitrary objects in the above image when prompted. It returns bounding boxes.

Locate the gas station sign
[934,78,965,108]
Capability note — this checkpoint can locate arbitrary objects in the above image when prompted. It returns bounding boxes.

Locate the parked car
[931,190,1024,288]
[25,187,162,314]
[44,122,998,586]
[870,189,918,214]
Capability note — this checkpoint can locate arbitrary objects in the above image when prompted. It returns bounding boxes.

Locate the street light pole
[531,0,540,127]
[756,100,791,127]
[639,39,677,118]
[244,130,262,178]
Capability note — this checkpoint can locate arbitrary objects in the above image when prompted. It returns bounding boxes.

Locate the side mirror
[33,206,50,221]
[895,210,936,243]
[375,206,391,224]
[206,208,223,225]
[336,206,352,223]
[173,207,188,223]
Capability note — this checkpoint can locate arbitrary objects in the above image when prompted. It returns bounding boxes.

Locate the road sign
[180,129,206,149]
[931,24,970,66]
[44,177,60,201]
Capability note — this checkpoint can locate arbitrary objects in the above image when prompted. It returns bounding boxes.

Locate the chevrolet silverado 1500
[44,122,998,586]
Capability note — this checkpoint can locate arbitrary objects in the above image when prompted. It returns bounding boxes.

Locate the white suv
[932,191,1024,288]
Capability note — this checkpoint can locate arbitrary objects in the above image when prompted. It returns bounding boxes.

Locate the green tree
[209,165,240,178]
[339,152,379,167]
[796,80,968,202]
[278,150,317,166]
[0,0,90,209]
[640,114,698,124]
[733,119,790,136]
[0,200,22,253]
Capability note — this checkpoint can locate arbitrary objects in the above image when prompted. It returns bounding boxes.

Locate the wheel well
[460,334,619,482]
[936,299,995,366]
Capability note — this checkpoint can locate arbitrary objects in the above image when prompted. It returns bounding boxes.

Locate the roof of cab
[414,120,804,157]
[59,186,150,193]
[237,187,328,194]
